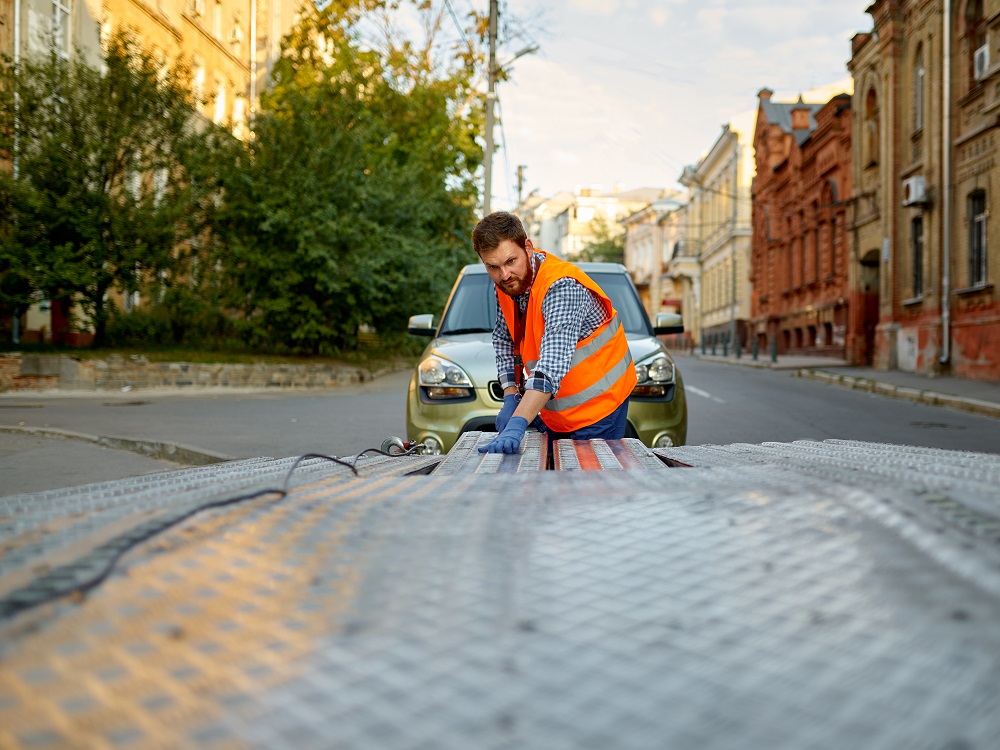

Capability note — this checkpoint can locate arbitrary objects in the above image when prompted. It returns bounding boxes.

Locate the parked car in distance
[406,262,688,455]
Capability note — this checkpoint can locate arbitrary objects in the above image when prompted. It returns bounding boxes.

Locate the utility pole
[483,0,498,215]
[516,164,526,208]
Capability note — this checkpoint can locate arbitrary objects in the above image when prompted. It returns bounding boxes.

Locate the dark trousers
[544,398,630,446]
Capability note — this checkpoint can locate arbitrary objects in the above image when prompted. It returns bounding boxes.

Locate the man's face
[480,239,534,298]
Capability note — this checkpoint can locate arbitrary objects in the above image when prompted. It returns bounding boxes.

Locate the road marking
[687,386,726,404]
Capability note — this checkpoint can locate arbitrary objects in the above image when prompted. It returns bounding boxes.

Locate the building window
[233,94,247,139]
[830,215,838,276]
[865,88,879,167]
[192,60,205,106]
[967,0,986,88]
[52,0,72,58]
[914,45,924,131]
[213,78,226,124]
[213,0,223,38]
[969,190,988,286]
[911,215,924,296]
[230,19,244,57]
[813,226,819,283]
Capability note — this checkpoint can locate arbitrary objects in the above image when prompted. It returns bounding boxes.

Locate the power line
[495,91,514,208]
[442,0,473,52]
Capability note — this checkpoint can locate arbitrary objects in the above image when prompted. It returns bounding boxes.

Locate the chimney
[757,87,774,102]
[791,95,811,130]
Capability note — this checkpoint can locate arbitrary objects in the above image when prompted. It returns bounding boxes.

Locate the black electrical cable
[0,445,423,621]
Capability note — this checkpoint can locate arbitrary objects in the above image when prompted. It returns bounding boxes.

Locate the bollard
[735,338,742,359]
[752,338,758,361]
[770,337,778,363]
[723,341,728,357]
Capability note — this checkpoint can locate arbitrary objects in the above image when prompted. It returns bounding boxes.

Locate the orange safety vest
[497,251,637,433]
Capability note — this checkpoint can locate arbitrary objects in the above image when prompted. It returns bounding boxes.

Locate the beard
[498,255,533,297]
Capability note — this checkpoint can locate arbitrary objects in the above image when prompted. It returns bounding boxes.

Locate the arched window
[865,88,879,167]
[914,44,924,131]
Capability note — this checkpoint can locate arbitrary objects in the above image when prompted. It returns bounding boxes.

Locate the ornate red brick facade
[851,0,1000,381]
[751,90,862,361]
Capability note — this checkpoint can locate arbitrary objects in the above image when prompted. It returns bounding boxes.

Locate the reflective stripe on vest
[544,347,634,413]
[525,314,623,373]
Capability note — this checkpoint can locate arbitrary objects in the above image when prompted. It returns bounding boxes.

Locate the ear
[524,238,535,253]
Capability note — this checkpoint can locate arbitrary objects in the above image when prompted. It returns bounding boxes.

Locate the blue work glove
[479,416,528,454]
[496,393,521,432]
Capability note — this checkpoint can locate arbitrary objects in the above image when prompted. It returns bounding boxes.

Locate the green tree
[578,214,626,265]
[210,0,484,353]
[0,32,220,346]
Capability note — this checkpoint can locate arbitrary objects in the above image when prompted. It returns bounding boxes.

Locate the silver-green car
[406,262,687,454]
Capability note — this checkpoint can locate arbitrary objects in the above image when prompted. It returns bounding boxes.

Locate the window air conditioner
[975,44,989,81]
[902,175,927,207]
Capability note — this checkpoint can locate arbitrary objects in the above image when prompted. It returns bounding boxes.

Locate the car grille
[488,381,504,401]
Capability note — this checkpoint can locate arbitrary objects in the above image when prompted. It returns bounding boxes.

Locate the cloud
[566,0,621,15]
[498,56,676,192]
[649,9,670,26]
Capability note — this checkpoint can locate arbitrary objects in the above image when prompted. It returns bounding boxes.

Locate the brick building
[751,89,858,360]
[850,0,1000,380]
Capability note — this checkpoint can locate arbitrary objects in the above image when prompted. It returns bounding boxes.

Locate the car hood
[426,332,673,388]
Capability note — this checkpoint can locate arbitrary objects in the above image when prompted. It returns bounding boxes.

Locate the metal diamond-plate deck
[433,431,549,474]
[552,437,666,470]
[2,440,1000,749]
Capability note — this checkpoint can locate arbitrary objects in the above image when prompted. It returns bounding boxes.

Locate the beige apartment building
[679,114,755,351]
[5,0,300,342]
[660,201,700,348]
[621,194,685,316]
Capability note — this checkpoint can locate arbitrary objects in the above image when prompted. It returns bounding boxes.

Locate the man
[473,211,637,455]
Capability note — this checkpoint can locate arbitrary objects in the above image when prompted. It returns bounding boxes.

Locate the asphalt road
[0,371,413,496]
[3,359,1000,497]
[677,356,1000,454]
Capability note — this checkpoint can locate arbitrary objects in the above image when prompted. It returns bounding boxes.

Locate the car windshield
[438,270,652,336]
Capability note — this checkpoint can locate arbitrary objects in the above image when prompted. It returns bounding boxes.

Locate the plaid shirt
[493,251,609,394]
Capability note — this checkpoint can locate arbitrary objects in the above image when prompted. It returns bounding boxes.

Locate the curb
[0,425,237,466]
[797,370,1000,421]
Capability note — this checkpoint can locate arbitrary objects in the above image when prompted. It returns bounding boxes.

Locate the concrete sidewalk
[680,350,1000,421]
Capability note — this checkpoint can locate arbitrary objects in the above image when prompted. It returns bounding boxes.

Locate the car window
[588,272,652,335]
[439,274,496,334]
[439,270,653,336]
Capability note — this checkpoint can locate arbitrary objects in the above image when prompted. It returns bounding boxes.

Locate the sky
[482,0,874,209]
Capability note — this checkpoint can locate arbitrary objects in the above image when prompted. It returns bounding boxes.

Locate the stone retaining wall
[1,354,377,392]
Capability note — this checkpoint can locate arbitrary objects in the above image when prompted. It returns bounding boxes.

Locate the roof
[760,95,826,145]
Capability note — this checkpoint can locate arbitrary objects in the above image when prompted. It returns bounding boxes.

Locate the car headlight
[419,357,475,400]
[632,354,675,398]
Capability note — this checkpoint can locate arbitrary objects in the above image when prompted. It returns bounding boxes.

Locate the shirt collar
[516,250,544,307]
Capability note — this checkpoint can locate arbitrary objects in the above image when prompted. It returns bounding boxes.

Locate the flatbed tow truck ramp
[2,434,1000,749]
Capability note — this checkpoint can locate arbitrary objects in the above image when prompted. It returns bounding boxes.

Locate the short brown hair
[472,211,527,255]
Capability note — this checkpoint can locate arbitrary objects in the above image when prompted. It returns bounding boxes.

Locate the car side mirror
[653,312,684,335]
[407,313,437,337]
